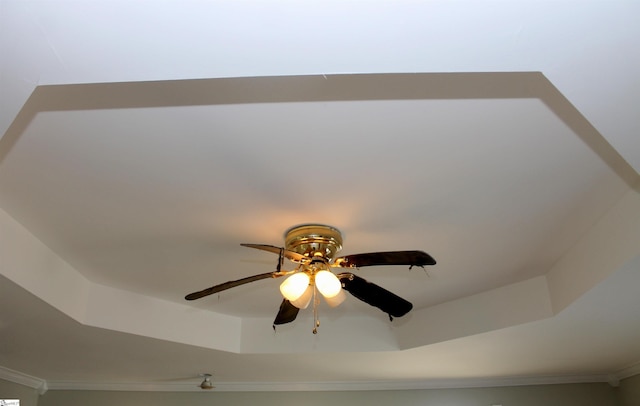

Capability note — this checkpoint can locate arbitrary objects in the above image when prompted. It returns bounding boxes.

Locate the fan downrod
[284,224,343,260]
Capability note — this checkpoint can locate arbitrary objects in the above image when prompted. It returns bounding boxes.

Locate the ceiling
[1,0,639,393]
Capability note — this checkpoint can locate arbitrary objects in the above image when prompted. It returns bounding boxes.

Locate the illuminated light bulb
[315,270,342,298]
[280,273,311,308]
[291,284,313,309]
[316,271,345,307]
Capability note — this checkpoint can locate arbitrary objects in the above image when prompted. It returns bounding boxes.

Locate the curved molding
[0,366,48,395]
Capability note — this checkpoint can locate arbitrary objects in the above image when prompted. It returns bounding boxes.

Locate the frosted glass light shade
[280,272,311,305]
[323,288,346,307]
[315,270,342,298]
[291,284,313,309]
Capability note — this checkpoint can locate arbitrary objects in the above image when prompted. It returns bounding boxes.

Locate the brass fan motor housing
[284,224,343,260]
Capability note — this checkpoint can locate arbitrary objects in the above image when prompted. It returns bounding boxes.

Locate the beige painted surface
[619,374,640,406]
[1,1,640,391]
[0,380,39,406]
[38,383,618,406]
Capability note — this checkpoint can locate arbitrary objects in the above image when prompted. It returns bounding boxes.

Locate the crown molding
[0,366,48,394]
[614,361,640,381]
[45,373,617,392]
[3,364,638,394]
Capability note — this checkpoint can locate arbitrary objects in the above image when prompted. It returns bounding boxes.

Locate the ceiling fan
[185,224,436,333]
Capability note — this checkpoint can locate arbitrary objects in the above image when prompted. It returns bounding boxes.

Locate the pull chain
[312,279,320,334]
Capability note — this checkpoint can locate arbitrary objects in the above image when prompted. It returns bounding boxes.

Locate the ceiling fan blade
[241,243,306,262]
[185,272,280,300]
[273,299,300,325]
[338,273,413,317]
[333,250,436,268]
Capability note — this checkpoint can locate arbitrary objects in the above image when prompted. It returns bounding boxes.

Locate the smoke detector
[199,373,214,390]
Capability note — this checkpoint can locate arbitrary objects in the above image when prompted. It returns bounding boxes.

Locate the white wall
[38,383,618,406]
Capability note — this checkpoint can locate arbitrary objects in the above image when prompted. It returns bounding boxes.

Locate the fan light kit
[186,224,436,333]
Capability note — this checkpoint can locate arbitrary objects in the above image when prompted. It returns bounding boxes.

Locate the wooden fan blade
[338,273,413,317]
[241,243,307,263]
[185,272,280,300]
[273,299,300,325]
[333,250,436,268]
